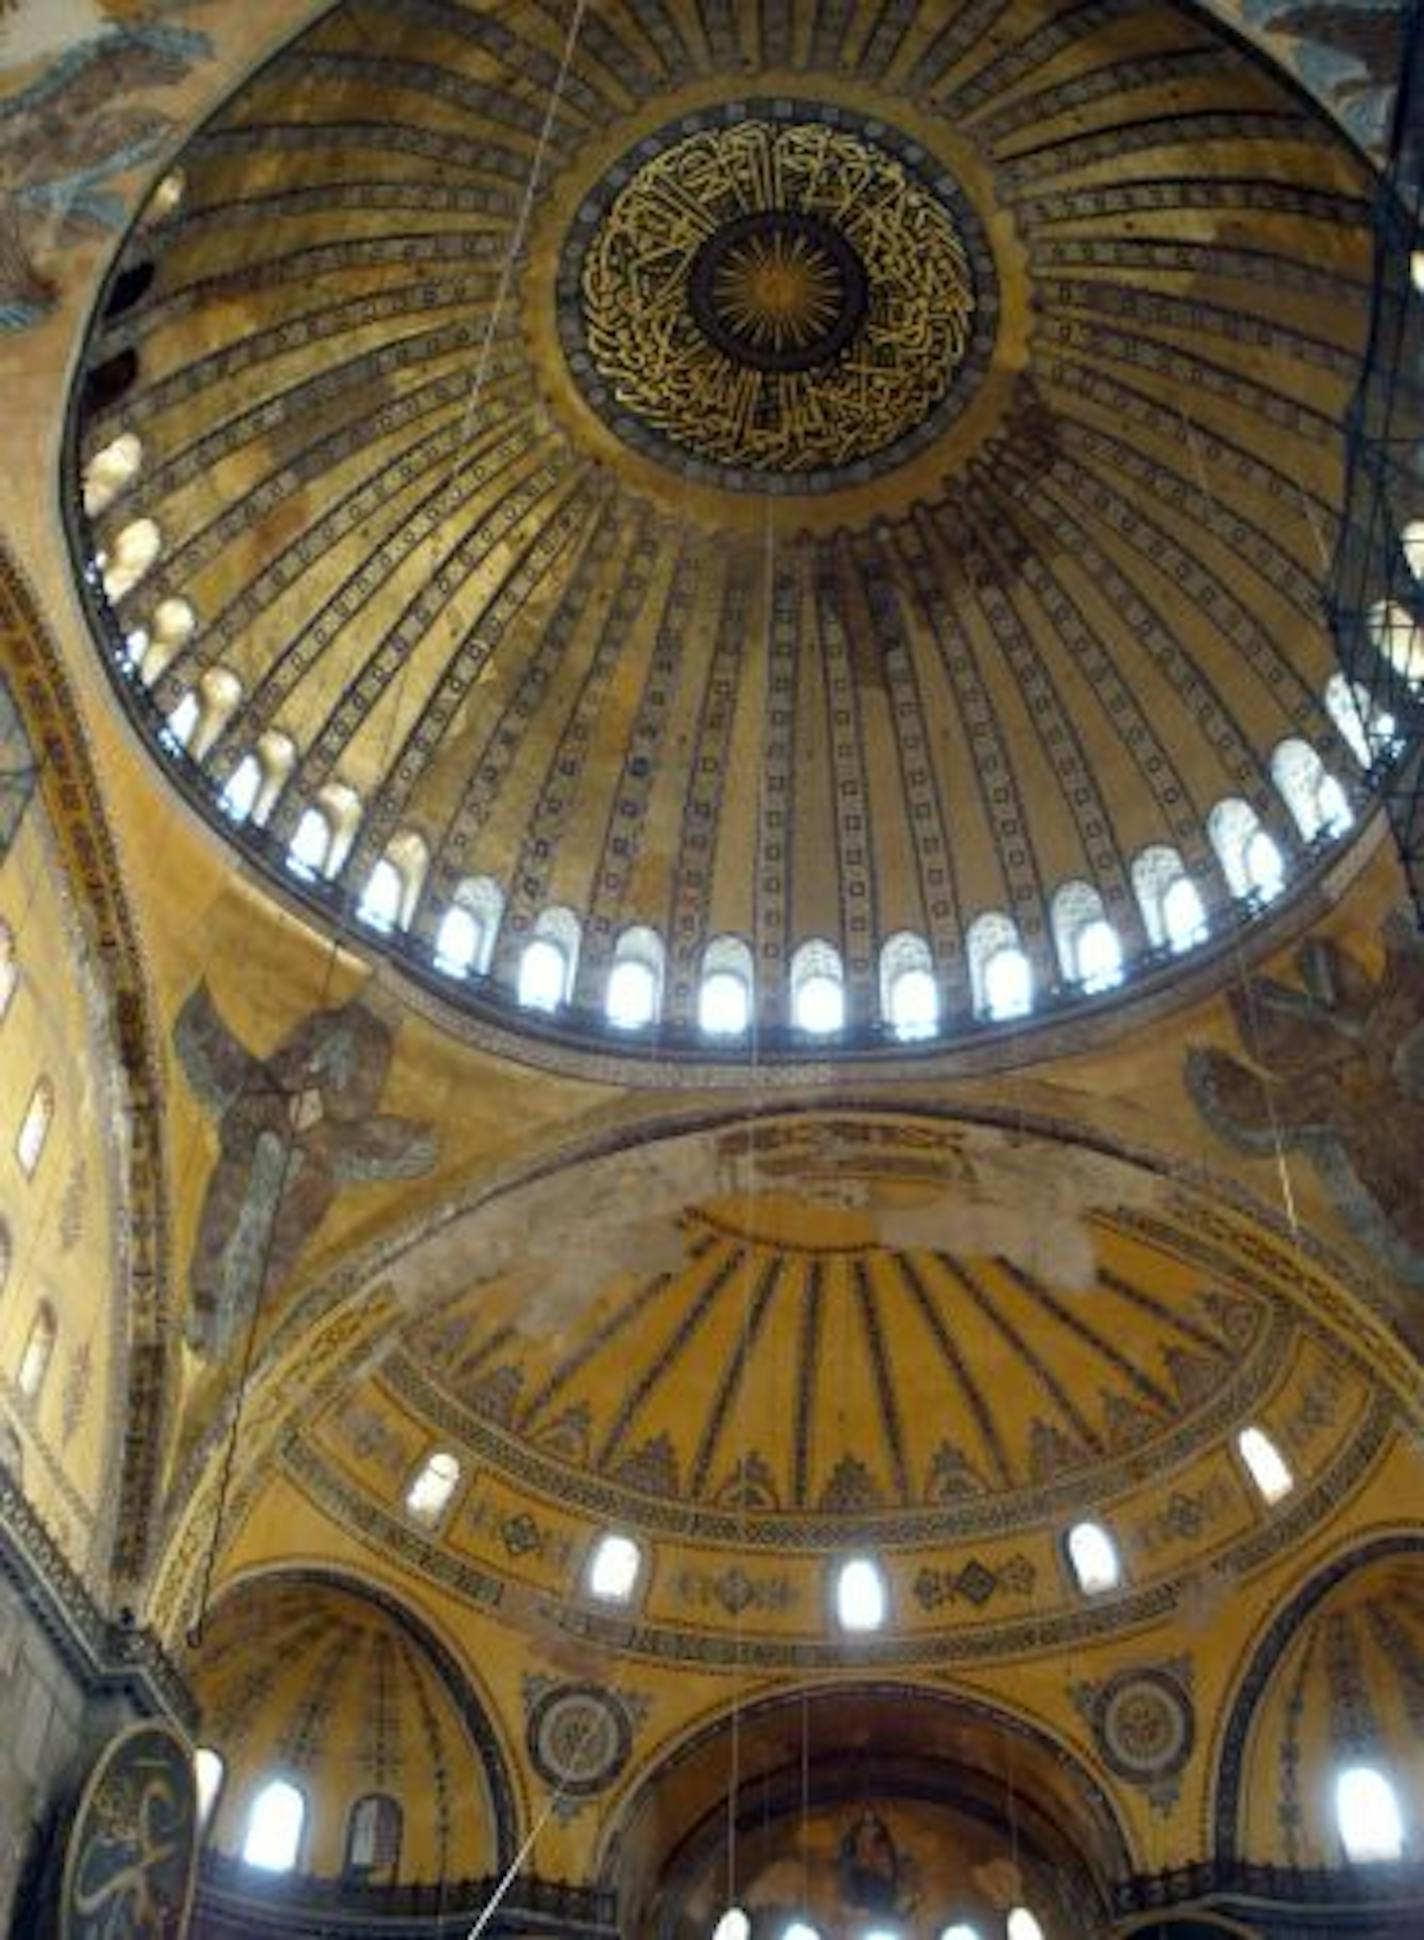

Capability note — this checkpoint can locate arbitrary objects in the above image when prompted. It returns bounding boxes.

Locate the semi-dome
[66,0,1393,1066]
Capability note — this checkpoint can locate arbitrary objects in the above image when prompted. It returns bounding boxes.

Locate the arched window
[1132,846,1206,952]
[16,1077,53,1177]
[101,518,161,603]
[967,913,1032,1020]
[219,755,263,825]
[346,1793,401,1875]
[242,1777,305,1873]
[606,926,664,1029]
[287,807,333,881]
[712,1909,751,1940]
[518,906,580,1012]
[405,1449,460,1525]
[834,1555,887,1632]
[82,433,142,518]
[699,935,753,1037]
[790,939,845,1034]
[0,921,17,1021]
[195,1747,225,1831]
[1271,739,1353,843]
[1208,799,1285,903]
[435,877,503,978]
[1006,1913,1045,1940]
[1051,882,1122,992]
[586,1530,643,1603]
[1367,599,1424,690]
[358,831,428,934]
[1237,1425,1293,1504]
[940,1927,982,1940]
[1065,1519,1120,1594]
[163,689,199,753]
[1324,672,1398,768]
[880,932,939,1040]
[137,597,197,687]
[17,1303,55,1402]
[191,668,242,760]
[1336,1765,1405,1863]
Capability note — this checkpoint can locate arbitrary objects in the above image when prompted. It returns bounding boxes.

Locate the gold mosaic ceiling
[71,0,1376,1056]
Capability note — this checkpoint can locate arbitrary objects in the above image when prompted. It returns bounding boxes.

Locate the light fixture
[587,1531,643,1603]
[834,1555,887,1632]
[712,1909,750,1940]
[1007,1911,1045,1940]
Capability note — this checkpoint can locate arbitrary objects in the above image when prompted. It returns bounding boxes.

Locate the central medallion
[560,107,991,491]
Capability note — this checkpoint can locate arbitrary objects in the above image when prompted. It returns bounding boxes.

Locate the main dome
[67,0,1384,1068]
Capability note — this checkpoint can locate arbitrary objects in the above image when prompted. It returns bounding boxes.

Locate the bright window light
[700,969,750,1036]
[1075,918,1122,992]
[405,1450,460,1524]
[165,691,200,751]
[1162,874,1207,952]
[713,1909,750,1940]
[863,1928,899,1940]
[195,1747,224,1829]
[1066,1520,1120,1595]
[888,966,939,1040]
[220,756,262,825]
[794,971,844,1035]
[243,1778,305,1873]
[1243,829,1284,901]
[518,937,567,1011]
[435,905,482,977]
[1413,249,1424,295]
[1337,1765,1405,1863]
[835,1556,887,1632]
[607,956,658,1029]
[1318,772,1353,836]
[941,1927,981,1940]
[1237,1426,1293,1505]
[983,946,1031,1020]
[1007,1913,1045,1940]
[587,1531,642,1603]
[287,807,332,880]
[16,1078,53,1178]
[358,858,404,932]
[783,1923,821,1940]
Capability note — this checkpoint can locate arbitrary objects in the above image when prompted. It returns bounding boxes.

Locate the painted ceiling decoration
[63,0,1389,1066]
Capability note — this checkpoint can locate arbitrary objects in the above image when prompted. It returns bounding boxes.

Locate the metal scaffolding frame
[1328,1,1424,926]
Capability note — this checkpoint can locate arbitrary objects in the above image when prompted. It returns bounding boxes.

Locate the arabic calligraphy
[577,119,975,477]
[62,1725,197,1940]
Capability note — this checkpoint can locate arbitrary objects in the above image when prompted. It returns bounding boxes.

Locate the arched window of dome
[699,935,754,1037]
[879,931,939,1040]
[1237,1425,1293,1504]
[1006,1913,1045,1940]
[834,1555,888,1632]
[1051,882,1122,992]
[358,832,428,935]
[251,731,296,826]
[1336,1765,1405,1864]
[147,169,186,221]
[1132,846,1206,952]
[192,668,243,760]
[163,689,199,754]
[194,1748,224,1832]
[135,597,197,688]
[1065,1519,1121,1595]
[0,921,17,1021]
[1404,520,1424,581]
[242,1777,305,1873]
[219,755,263,826]
[1208,800,1284,903]
[101,518,161,603]
[606,926,664,1030]
[1324,672,1398,768]
[17,1303,55,1403]
[940,1926,982,1940]
[967,913,1032,1021]
[518,906,580,1012]
[790,939,846,1035]
[1271,739,1353,843]
[82,433,142,519]
[1367,598,1424,690]
[712,1908,751,1940]
[287,807,334,881]
[346,1793,402,1876]
[405,1449,461,1525]
[435,876,504,979]
[16,1077,53,1178]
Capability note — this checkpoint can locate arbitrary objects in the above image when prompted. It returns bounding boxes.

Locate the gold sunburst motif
[577,118,977,479]
[711,228,843,355]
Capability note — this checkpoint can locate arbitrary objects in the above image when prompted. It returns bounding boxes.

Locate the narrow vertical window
[1237,1426,1293,1504]
[242,1778,305,1873]
[405,1450,461,1525]
[16,1077,53,1177]
[1336,1765,1405,1863]
[195,1747,225,1831]
[17,1303,55,1402]
[1066,1520,1120,1594]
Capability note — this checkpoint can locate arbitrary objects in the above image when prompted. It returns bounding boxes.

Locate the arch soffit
[197,1560,524,1867]
[0,543,172,1592]
[1209,1529,1424,1863]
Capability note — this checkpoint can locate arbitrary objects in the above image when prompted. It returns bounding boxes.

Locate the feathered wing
[173,981,264,1117]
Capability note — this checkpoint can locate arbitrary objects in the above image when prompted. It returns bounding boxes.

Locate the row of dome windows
[716,1912,1050,1940]
[399,1427,1297,1622]
[192,1752,401,1877]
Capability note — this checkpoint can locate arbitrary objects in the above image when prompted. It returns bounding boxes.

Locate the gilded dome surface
[67,0,1380,1065]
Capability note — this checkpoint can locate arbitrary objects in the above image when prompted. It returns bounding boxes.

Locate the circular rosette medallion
[562,106,994,490]
[1094,1669,1195,1784]
[526,1681,633,1797]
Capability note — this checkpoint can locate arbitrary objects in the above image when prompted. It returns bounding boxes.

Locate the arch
[17,1302,55,1402]
[518,906,580,1011]
[607,925,665,1029]
[81,432,142,518]
[966,912,1032,1020]
[1132,846,1206,952]
[790,938,846,1034]
[1271,738,1353,842]
[435,876,504,978]
[699,934,754,1036]
[345,1792,402,1875]
[16,1075,53,1177]
[358,832,428,934]
[879,931,939,1039]
[1050,882,1122,991]
[101,518,161,603]
[1213,1533,1424,1862]
[1207,799,1284,902]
